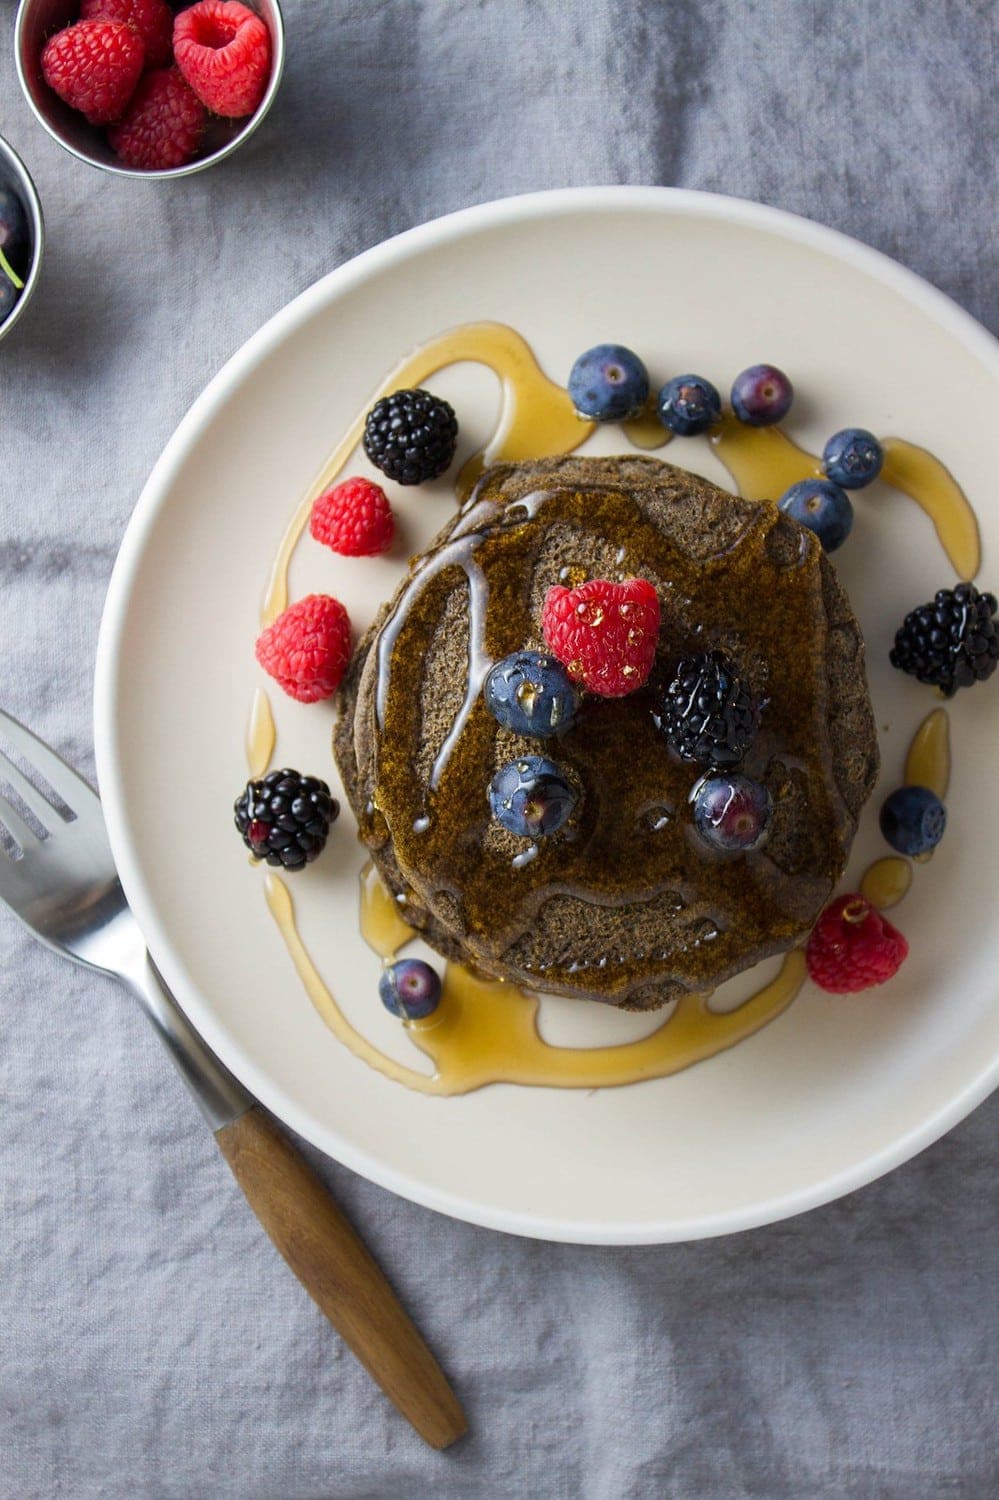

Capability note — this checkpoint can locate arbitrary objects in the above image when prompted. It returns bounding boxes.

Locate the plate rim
[94,185,999,1245]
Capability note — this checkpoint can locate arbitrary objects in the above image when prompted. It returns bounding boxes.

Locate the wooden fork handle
[215,1105,467,1450]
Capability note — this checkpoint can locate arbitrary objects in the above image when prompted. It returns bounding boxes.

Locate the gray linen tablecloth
[2,2,997,1495]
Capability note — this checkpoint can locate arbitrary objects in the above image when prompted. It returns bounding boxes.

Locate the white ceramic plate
[94,188,999,1244]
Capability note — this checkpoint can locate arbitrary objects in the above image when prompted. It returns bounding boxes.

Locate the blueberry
[378,959,442,1020]
[484,650,580,738]
[489,755,576,838]
[730,364,793,426]
[822,427,884,489]
[779,478,854,553]
[657,374,721,436]
[879,785,946,856]
[691,773,772,854]
[568,344,649,422]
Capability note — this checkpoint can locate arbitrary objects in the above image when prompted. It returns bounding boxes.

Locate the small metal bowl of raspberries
[15,0,285,179]
[0,133,44,347]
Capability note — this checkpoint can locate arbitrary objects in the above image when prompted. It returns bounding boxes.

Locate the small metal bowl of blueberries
[15,0,284,179]
[0,134,44,346]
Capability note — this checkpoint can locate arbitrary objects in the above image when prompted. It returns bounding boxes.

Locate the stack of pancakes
[335,455,878,1010]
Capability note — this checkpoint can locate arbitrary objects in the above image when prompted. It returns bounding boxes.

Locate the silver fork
[0,708,466,1450]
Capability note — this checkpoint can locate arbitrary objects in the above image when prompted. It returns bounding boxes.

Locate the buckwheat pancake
[334,455,878,1009]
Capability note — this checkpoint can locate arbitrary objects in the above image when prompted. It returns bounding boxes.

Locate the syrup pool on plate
[246,322,978,1096]
[261,859,806,1096]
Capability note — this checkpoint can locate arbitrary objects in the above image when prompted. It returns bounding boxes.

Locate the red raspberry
[173,0,272,118]
[255,595,352,703]
[40,19,145,125]
[80,0,174,69]
[806,894,909,994]
[310,478,395,558]
[541,577,661,697]
[107,68,205,170]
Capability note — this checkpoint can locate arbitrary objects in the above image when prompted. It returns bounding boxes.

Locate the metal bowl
[14,0,285,179]
[0,133,44,346]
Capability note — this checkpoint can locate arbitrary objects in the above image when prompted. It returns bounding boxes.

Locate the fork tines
[0,709,80,855]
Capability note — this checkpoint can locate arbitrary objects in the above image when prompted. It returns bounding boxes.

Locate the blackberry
[362,388,458,485]
[890,583,998,696]
[234,769,338,870]
[654,650,759,767]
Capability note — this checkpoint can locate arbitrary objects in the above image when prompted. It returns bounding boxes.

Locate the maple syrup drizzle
[880,440,979,581]
[250,322,978,1094]
[622,397,673,450]
[860,858,911,910]
[264,862,805,1096]
[905,706,951,797]
[359,858,415,956]
[710,414,819,500]
[246,687,276,778]
[709,418,980,579]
